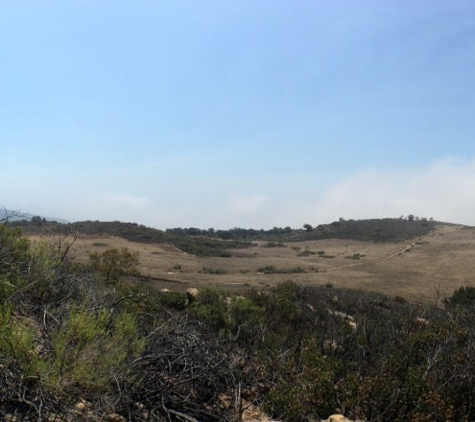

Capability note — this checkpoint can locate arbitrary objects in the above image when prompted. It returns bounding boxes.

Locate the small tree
[31,216,43,226]
[303,224,313,232]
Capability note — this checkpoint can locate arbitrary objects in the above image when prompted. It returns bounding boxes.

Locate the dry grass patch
[25,224,475,302]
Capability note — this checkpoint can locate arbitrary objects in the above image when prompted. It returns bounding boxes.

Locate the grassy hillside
[2,221,475,421]
[13,219,254,257]
[16,218,471,302]
[14,217,440,251]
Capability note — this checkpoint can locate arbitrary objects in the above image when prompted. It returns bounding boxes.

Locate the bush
[257,265,306,274]
[201,267,228,274]
[37,306,145,393]
[445,285,475,308]
[157,290,187,310]
[89,247,140,282]
[0,224,30,298]
[257,265,277,274]
[264,242,286,248]
[190,287,229,331]
[0,304,36,370]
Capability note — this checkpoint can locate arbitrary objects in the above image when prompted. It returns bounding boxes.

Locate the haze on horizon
[2,1,475,230]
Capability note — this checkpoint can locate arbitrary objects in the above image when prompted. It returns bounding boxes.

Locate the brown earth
[27,223,475,302]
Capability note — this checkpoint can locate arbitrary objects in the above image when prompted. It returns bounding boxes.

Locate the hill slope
[3,220,475,421]
[19,219,474,302]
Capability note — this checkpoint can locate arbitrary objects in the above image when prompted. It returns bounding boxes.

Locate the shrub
[201,267,228,274]
[157,290,186,310]
[264,345,340,421]
[0,303,36,370]
[297,249,316,256]
[445,285,475,308]
[264,242,286,248]
[257,265,277,274]
[228,296,265,344]
[190,287,229,331]
[38,306,145,393]
[89,247,140,282]
[92,241,108,247]
[257,266,306,274]
[345,253,365,260]
[0,224,30,298]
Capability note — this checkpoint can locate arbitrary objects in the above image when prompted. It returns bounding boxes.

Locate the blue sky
[2,1,475,229]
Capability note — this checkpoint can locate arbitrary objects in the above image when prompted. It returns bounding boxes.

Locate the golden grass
[27,224,475,302]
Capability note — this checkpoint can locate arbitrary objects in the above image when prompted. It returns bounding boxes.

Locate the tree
[31,216,43,226]
[303,224,313,232]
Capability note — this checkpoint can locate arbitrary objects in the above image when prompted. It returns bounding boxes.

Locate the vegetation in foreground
[1,221,475,421]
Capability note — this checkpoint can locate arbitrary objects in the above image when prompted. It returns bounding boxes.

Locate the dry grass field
[27,223,475,302]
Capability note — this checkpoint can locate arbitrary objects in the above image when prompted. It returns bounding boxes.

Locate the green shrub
[0,303,36,368]
[89,247,140,282]
[38,306,145,393]
[157,290,186,310]
[0,224,30,298]
[264,341,340,421]
[190,287,229,331]
[445,285,475,308]
[258,265,277,274]
[257,266,306,274]
[228,296,265,344]
[264,242,286,248]
[92,241,109,247]
[201,267,228,274]
[345,253,365,260]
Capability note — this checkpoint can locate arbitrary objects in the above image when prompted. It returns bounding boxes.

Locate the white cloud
[5,156,475,229]
[310,156,475,226]
[54,191,156,223]
[227,193,270,214]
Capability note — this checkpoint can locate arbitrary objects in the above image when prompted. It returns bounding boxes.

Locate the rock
[186,287,199,305]
[323,414,353,422]
[74,400,87,410]
[186,287,199,298]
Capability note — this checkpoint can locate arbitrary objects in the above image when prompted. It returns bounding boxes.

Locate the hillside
[167,217,439,242]
[298,217,439,242]
[2,219,475,421]
[18,218,472,302]
[14,217,439,253]
[12,219,254,257]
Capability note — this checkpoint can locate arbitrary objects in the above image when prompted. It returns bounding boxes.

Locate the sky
[2,0,475,229]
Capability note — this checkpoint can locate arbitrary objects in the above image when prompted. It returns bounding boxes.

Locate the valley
[27,222,473,302]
